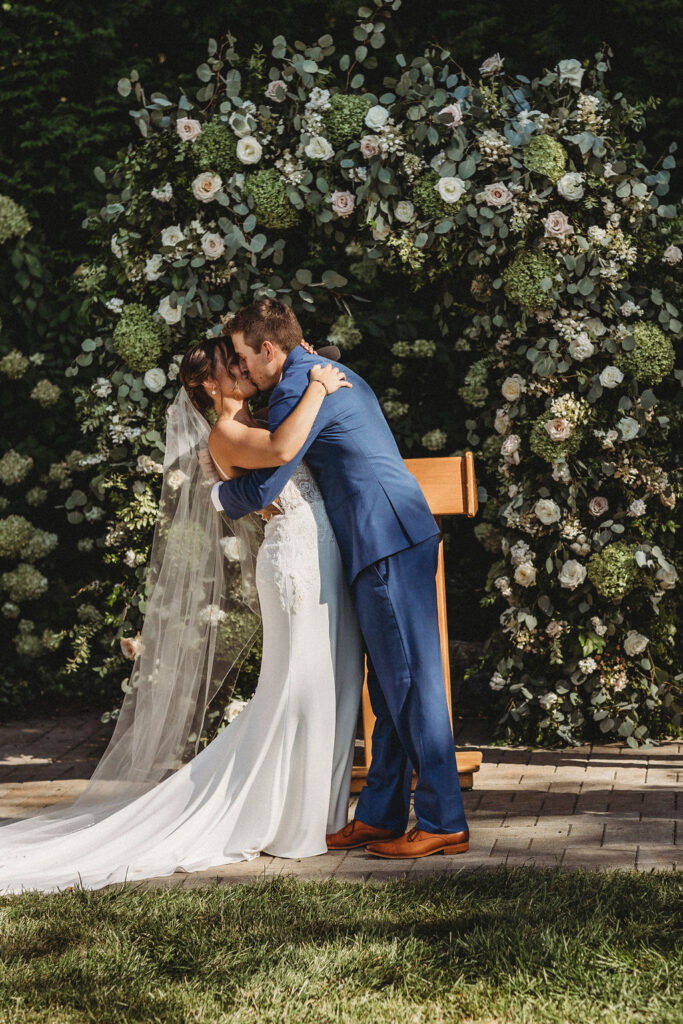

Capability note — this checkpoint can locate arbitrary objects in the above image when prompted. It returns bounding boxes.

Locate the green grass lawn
[1,866,681,1024]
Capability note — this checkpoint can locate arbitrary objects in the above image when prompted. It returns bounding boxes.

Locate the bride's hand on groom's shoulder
[309,364,352,395]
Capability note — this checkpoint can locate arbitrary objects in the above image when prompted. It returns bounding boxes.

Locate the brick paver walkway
[0,712,679,888]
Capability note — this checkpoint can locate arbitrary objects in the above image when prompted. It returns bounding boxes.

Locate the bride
[0,336,364,894]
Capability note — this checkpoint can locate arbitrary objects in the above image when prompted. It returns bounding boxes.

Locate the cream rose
[158,295,182,324]
[192,172,223,203]
[494,409,511,434]
[437,103,464,127]
[588,496,609,517]
[167,469,188,491]
[617,416,639,440]
[201,231,225,260]
[501,374,526,401]
[479,53,504,76]
[360,135,382,159]
[236,136,262,164]
[543,210,574,240]
[534,498,561,525]
[437,176,466,204]
[395,200,415,223]
[305,135,334,161]
[623,630,648,656]
[331,190,355,218]
[663,244,682,264]
[568,332,594,360]
[364,104,390,130]
[266,79,287,102]
[143,368,166,393]
[176,117,201,141]
[599,365,624,388]
[514,562,537,587]
[544,417,573,441]
[556,59,585,88]
[557,172,585,201]
[161,225,185,247]
[500,434,521,464]
[483,181,513,207]
[558,559,587,590]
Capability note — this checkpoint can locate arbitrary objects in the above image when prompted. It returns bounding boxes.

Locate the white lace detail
[259,463,336,611]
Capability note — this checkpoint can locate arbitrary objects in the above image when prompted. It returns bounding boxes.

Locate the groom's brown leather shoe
[326,819,404,850]
[366,826,470,858]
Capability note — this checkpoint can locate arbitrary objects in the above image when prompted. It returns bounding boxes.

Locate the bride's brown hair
[179,336,238,415]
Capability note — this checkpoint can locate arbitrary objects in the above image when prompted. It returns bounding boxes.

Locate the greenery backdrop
[0,0,680,746]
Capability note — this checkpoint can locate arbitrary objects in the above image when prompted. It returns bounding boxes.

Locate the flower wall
[2,0,680,744]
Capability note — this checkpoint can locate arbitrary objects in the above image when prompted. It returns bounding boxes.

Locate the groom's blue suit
[215,346,468,834]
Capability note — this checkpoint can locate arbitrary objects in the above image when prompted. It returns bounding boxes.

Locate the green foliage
[191,121,239,178]
[503,251,559,311]
[112,303,164,371]
[522,134,568,182]
[617,321,675,386]
[322,92,373,147]
[587,541,640,600]
[244,169,299,229]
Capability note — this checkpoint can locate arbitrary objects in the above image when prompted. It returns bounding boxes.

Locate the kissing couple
[0,298,469,894]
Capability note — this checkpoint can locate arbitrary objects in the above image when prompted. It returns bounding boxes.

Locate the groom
[211,299,469,858]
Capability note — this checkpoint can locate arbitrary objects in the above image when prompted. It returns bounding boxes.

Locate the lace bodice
[273,462,325,516]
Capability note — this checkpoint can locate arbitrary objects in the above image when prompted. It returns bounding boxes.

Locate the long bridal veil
[0,387,263,840]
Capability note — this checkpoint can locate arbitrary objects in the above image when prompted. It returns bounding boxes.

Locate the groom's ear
[262,339,277,362]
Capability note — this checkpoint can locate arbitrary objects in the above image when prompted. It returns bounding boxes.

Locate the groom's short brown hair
[227,299,303,354]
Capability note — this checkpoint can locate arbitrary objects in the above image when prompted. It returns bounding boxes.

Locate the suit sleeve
[215,382,324,519]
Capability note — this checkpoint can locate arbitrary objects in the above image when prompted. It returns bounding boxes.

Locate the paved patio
[0,711,680,888]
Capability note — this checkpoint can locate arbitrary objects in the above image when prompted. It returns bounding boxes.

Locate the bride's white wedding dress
[0,462,364,894]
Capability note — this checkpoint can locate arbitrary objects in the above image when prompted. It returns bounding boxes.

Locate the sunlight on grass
[1,867,680,1023]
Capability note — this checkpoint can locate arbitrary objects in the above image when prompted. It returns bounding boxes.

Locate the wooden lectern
[350,453,483,794]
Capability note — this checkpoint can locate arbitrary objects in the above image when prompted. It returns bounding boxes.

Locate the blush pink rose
[176,117,201,142]
[330,190,355,218]
[544,417,573,441]
[543,210,574,240]
[437,103,464,127]
[120,635,143,660]
[484,182,513,206]
[360,135,382,159]
[588,496,609,517]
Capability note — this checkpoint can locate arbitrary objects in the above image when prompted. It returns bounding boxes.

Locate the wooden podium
[350,453,483,794]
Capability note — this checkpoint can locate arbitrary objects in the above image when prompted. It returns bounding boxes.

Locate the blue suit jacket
[216,346,439,584]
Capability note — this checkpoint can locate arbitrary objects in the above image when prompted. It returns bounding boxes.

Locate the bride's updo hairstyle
[179,336,236,416]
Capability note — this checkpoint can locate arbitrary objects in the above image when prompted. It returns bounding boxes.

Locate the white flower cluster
[576,93,605,131]
[477,128,512,164]
[549,394,590,427]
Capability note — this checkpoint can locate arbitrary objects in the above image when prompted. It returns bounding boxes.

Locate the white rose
[501,374,526,401]
[656,561,677,590]
[494,409,511,434]
[544,417,573,441]
[144,254,164,281]
[192,172,223,203]
[599,365,624,388]
[143,368,166,393]
[568,332,594,361]
[331,190,355,218]
[220,535,246,561]
[557,172,585,201]
[558,559,587,590]
[534,499,561,525]
[483,181,513,207]
[266,79,287,102]
[176,117,202,141]
[305,135,334,161]
[158,295,182,324]
[437,176,466,204]
[167,469,188,491]
[225,698,247,723]
[628,499,647,517]
[543,210,574,240]
[161,225,185,248]
[623,630,648,656]
[662,245,682,264]
[437,103,464,127]
[364,104,390,129]
[500,434,521,464]
[479,53,504,76]
[236,135,262,164]
[514,562,537,587]
[360,135,382,159]
[556,59,585,88]
[489,671,508,691]
[395,200,415,223]
[201,231,225,260]
[617,416,639,441]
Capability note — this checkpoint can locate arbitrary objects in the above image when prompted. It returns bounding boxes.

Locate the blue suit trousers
[351,536,468,835]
